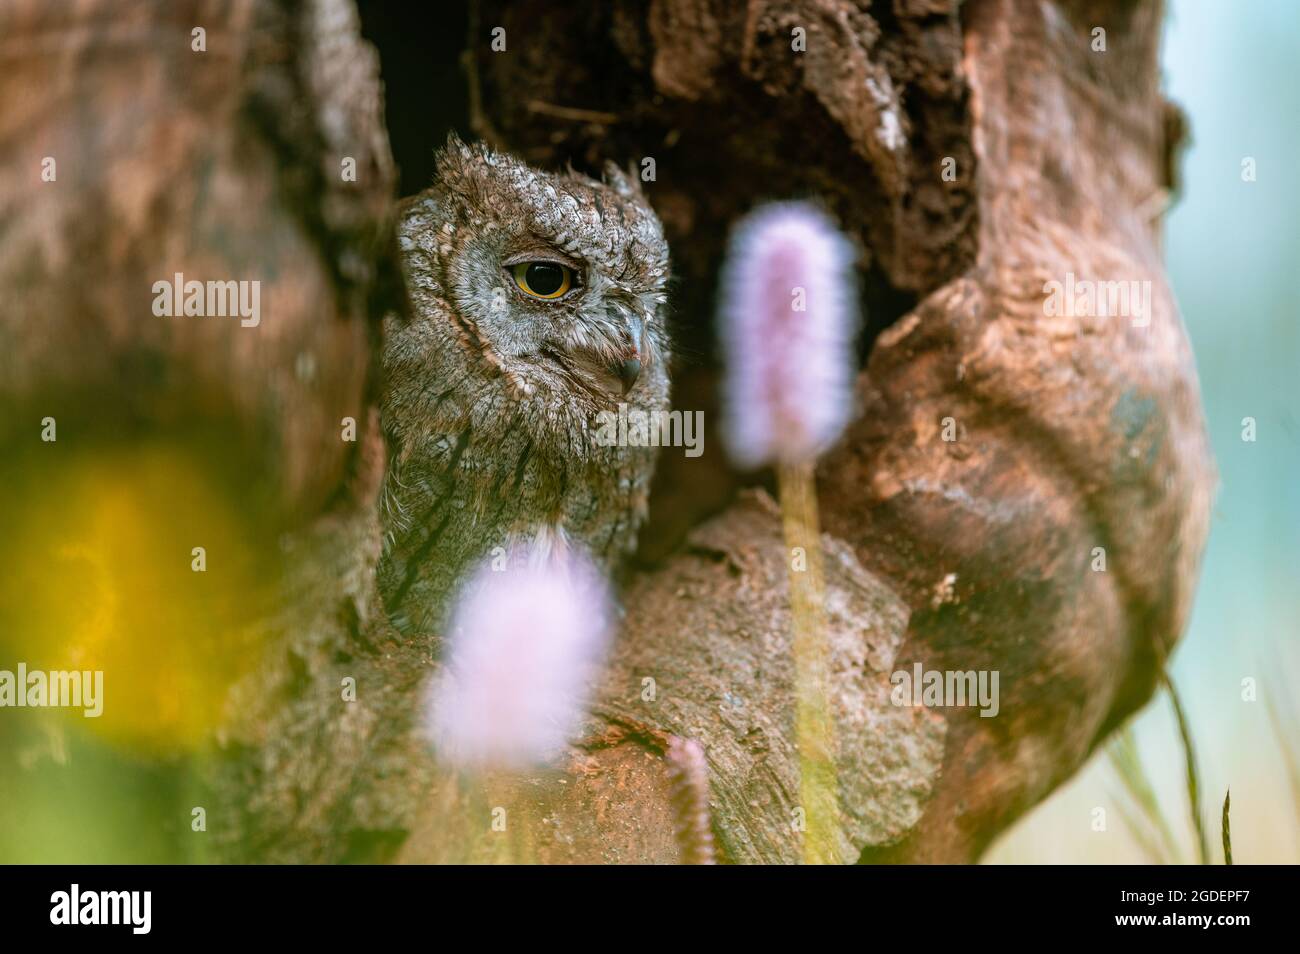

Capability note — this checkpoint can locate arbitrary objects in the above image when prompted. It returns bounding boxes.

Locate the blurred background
[987,0,1300,864]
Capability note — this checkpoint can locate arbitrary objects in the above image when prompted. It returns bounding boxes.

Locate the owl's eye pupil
[510,260,574,299]
[525,263,564,296]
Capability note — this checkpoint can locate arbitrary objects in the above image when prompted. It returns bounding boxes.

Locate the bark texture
[0,0,393,518]
[0,0,1213,863]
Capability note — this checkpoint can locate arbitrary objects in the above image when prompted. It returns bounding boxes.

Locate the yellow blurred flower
[1,441,276,753]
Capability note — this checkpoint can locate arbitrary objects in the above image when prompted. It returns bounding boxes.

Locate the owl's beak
[616,356,642,395]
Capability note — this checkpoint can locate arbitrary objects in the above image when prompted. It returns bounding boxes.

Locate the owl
[378,135,671,636]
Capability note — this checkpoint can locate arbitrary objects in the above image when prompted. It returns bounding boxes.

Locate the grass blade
[1163,672,1209,864]
[1108,725,1182,864]
[1221,789,1232,865]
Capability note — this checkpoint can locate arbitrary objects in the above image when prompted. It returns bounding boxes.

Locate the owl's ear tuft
[431,132,491,194]
[603,161,644,199]
[434,131,479,180]
[443,130,472,157]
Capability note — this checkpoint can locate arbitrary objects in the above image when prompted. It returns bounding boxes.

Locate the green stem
[1221,789,1232,865]
[777,460,839,864]
[1164,672,1209,865]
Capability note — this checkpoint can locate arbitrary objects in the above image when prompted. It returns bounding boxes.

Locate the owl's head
[399,134,670,410]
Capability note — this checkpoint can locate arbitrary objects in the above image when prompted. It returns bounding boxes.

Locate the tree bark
[0,0,1213,863]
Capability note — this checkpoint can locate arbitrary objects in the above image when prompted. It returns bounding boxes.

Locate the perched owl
[378,135,671,635]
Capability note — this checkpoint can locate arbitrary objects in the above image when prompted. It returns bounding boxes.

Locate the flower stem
[777,460,840,864]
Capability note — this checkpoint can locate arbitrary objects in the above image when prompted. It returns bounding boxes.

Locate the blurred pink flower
[719,202,858,468]
[665,736,716,864]
[426,544,613,771]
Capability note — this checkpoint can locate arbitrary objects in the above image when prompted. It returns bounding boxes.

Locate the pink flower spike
[719,202,859,468]
[426,545,614,771]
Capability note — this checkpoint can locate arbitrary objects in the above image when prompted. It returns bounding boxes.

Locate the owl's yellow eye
[511,261,573,300]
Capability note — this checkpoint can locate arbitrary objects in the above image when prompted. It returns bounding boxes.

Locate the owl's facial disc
[495,247,652,402]
[549,295,652,403]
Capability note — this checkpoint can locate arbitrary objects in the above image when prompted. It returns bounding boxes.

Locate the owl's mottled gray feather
[378,136,671,634]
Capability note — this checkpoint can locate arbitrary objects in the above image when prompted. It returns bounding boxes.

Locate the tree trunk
[0,0,1212,863]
